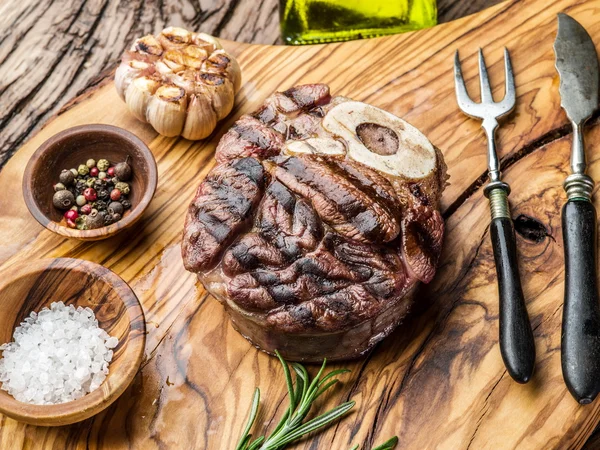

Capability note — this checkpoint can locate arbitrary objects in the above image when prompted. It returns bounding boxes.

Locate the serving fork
[454,48,536,383]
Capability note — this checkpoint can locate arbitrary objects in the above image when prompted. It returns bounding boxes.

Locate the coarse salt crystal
[0,301,118,405]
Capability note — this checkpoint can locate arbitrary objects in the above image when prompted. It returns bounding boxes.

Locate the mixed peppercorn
[52,158,133,230]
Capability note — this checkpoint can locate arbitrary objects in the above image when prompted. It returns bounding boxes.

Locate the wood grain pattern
[0,258,145,426]
[0,0,501,169]
[0,0,599,448]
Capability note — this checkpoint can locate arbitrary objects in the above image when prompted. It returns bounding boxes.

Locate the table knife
[554,13,600,404]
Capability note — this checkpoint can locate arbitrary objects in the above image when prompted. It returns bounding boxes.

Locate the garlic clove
[203,49,241,93]
[170,72,196,94]
[183,45,208,69]
[125,76,160,122]
[322,101,436,179]
[147,85,188,137]
[154,60,173,77]
[182,94,218,140]
[115,60,150,100]
[132,34,163,56]
[163,50,186,73]
[194,33,223,51]
[158,27,192,50]
[198,74,234,121]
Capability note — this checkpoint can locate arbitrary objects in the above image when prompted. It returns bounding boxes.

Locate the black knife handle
[562,199,600,404]
[491,216,536,383]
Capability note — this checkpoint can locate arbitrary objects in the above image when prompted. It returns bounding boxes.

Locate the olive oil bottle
[279,0,437,45]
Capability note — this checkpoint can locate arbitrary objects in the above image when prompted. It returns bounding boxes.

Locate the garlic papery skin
[198,74,234,121]
[115,60,150,100]
[115,28,241,140]
[147,85,188,137]
[183,94,218,140]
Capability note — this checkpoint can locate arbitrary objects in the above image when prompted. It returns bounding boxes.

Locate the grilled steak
[182,84,447,361]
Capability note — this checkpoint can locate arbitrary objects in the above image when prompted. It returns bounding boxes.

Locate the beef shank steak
[182,84,447,361]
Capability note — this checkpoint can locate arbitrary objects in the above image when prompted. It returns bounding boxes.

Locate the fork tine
[478,48,494,103]
[454,51,478,113]
[500,47,516,112]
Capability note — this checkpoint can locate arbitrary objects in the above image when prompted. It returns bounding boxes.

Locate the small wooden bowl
[0,258,145,426]
[23,124,157,241]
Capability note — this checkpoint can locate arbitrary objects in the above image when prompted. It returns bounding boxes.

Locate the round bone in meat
[322,101,437,179]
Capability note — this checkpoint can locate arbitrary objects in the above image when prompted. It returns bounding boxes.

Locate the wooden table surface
[3,0,600,448]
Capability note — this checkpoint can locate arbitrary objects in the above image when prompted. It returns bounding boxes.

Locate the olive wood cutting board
[1,0,600,448]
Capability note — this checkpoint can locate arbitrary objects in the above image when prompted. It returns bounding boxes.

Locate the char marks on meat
[269,155,401,244]
[182,157,265,273]
[182,83,447,361]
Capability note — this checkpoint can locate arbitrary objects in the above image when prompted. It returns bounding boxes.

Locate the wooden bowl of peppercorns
[23,124,157,241]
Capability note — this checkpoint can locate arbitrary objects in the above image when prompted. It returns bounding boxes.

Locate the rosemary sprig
[235,352,398,450]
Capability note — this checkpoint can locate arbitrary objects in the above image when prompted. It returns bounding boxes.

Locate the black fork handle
[486,185,536,383]
[491,216,536,383]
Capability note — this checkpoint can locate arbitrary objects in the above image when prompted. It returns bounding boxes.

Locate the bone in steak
[182,84,447,361]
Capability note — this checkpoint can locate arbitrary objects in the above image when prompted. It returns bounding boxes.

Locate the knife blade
[555,14,599,126]
[554,13,600,405]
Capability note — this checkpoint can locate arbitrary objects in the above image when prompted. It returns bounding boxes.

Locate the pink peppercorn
[107,167,115,177]
[110,189,121,201]
[84,188,97,202]
[80,204,92,215]
[64,210,78,221]
[66,219,77,229]
[90,167,99,177]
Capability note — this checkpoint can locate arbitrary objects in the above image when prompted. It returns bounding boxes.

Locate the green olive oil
[279,0,437,45]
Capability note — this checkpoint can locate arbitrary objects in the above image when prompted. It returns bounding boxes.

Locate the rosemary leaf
[318,368,351,387]
[265,401,356,448]
[314,379,339,400]
[372,436,399,450]
[348,436,399,450]
[247,436,265,450]
[291,363,309,400]
[275,351,296,409]
[235,388,261,450]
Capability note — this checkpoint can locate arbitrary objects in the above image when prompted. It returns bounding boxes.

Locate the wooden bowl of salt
[0,258,145,426]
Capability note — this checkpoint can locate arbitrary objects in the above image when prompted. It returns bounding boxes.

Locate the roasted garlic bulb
[115,27,241,140]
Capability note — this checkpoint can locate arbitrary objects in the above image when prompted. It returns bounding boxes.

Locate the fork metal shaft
[483,120,501,183]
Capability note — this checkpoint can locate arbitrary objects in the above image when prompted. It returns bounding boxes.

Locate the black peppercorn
[59,169,75,186]
[120,199,132,210]
[97,189,109,200]
[108,201,124,216]
[94,199,107,211]
[75,180,86,192]
[53,190,75,210]
[103,214,115,226]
